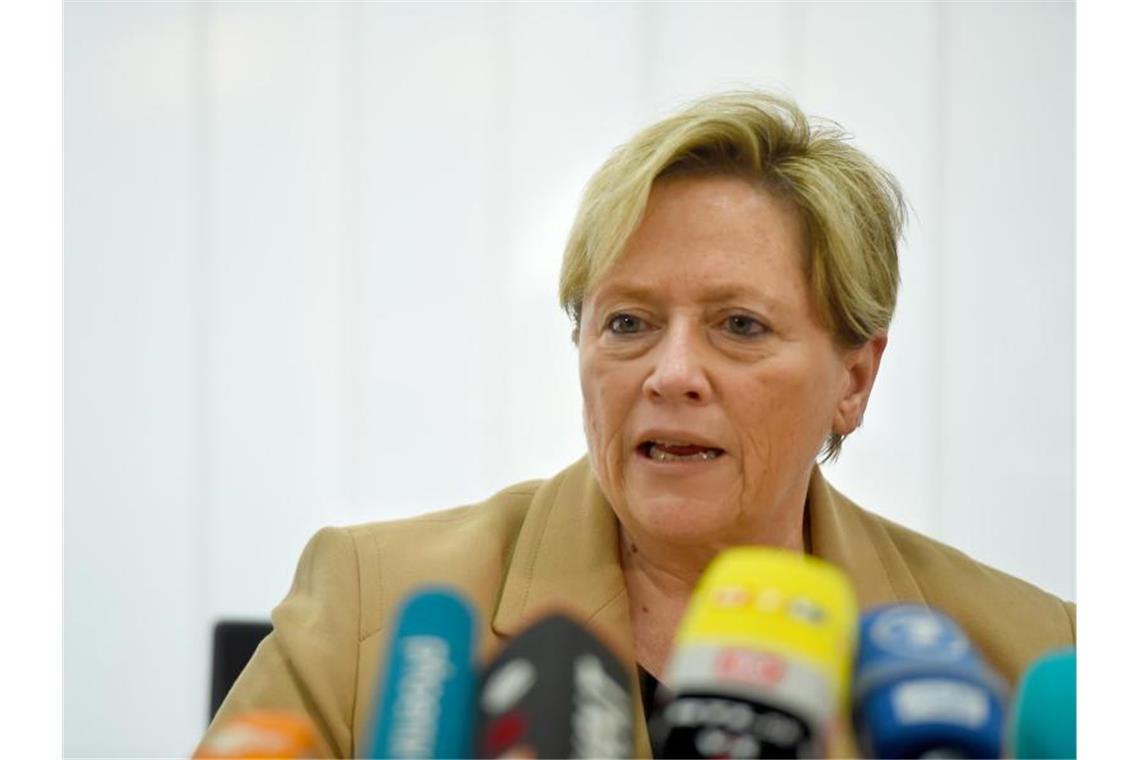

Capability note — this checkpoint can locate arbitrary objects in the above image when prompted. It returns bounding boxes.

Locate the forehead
[588,175,809,309]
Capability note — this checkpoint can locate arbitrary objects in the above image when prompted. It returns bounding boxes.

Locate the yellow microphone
[655,547,858,758]
[194,710,319,759]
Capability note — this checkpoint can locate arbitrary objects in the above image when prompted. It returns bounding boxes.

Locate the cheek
[735,363,833,461]
[580,369,603,444]
[580,358,640,478]
[581,359,617,430]
[580,359,615,464]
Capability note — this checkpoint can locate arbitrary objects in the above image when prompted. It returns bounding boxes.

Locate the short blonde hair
[559,90,906,461]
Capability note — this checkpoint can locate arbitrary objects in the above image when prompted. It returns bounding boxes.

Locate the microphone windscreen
[1008,647,1076,759]
[194,711,318,758]
[853,604,1007,759]
[476,611,635,759]
[656,547,858,758]
[366,586,480,759]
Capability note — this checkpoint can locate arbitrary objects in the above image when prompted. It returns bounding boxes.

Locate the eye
[724,314,766,337]
[606,313,645,335]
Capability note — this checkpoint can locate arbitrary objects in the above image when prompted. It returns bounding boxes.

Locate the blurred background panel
[64,2,1074,756]
[65,3,204,757]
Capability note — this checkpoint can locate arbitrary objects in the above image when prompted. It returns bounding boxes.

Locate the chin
[624,493,735,545]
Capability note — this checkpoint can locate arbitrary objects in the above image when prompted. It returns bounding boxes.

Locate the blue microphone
[1008,647,1076,758]
[853,604,1007,759]
[366,586,480,759]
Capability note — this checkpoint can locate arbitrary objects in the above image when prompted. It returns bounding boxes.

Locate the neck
[621,493,809,589]
[619,493,810,677]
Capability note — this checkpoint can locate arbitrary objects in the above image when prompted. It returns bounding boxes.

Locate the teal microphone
[1008,647,1076,759]
[367,587,480,758]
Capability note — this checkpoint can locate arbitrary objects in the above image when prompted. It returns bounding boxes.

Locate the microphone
[193,710,318,758]
[475,611,635,758]
[1007,647,1076,759]
[852,604,1007,759]
[653,547,859,758]
[366,586,480,759]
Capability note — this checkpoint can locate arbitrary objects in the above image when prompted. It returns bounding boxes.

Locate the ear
[831,331,888,436]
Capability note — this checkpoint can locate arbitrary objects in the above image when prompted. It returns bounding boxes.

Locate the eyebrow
[593,282,783,309]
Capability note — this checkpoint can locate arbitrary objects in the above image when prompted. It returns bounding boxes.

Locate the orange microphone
[194,711,318,759]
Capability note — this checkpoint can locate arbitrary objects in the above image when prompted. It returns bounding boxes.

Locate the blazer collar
[491,456,632,654]
[805,464,924,607]
[492,457,919,648]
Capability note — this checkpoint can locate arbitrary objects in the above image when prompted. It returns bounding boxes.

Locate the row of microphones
[370,587,636,759]
[650,546,1075,759]
[195,588,635,760]
[197,550,1075,759]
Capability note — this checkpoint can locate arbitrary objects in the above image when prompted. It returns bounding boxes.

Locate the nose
[642,323,713,404]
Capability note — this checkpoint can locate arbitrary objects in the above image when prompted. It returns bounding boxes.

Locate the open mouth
[637,440,726,463]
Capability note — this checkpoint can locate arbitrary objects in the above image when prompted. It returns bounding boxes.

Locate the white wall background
[64,2,1074,757]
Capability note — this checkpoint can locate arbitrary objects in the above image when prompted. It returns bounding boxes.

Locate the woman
[200,91,1075,758]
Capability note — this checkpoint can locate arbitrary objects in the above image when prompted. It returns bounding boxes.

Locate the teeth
[648,445,721,462]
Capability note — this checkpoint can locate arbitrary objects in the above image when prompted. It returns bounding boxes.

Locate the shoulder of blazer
[336,477,547,642]
[833,485,1076,683]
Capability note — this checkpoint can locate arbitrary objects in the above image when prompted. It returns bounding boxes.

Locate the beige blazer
[201,457,1076,758]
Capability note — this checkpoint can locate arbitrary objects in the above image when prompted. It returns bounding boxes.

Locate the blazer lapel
[491,456,653,756]
[806,464,924,608]
[492,456,634,659]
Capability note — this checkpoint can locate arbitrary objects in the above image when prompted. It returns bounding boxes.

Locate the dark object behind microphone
[210,620,274,721]
[476,612,635,759]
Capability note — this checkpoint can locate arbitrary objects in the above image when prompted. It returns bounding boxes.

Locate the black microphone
[475,611,635,758]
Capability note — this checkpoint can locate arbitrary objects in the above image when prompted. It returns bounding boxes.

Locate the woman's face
[578,174,869,548]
